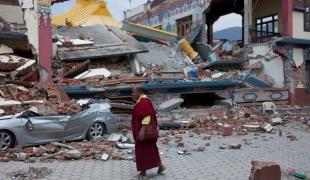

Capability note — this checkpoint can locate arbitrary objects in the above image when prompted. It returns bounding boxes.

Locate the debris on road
[249,161,281,180]
[228,144,242,150]
[260,123,273,133]
[101,153,110,161]
[108,134,122,142]
[51,142,77,150]
[116,143,135,149]
[7,167,53,179]
[63,150,83,160]
[177,150,191,155]
[287,134,298,141]
[286,168,308,179]
[222,124,233,136]
[270,117,282,126]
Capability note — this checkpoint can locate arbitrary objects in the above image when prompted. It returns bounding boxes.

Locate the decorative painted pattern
[234,89,289,103]
[38,0,52,27]
[131,0,210,33]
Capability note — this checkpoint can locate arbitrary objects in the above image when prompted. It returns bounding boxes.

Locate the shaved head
[132,86,145,101]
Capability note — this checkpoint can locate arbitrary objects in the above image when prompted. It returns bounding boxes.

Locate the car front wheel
[86,122,105,140]
[0,130,15,150]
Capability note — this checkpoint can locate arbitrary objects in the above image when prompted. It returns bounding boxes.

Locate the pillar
[242,16,244,44]
[207,23,213,45]
[38,0,53,82]
[281,0,294,105]
[243,0,250,45]
[281,0,293,37]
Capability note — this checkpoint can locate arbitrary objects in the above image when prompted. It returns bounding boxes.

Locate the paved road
[1,123,310,180]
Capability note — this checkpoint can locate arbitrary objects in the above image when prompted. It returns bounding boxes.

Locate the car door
[64,109,96,140]
[21,116,68,144]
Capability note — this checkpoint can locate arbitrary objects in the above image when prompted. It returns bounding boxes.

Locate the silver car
[0,103,117,150]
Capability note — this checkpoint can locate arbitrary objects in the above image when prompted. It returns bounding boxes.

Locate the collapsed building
[0,0,309,116]
[124,0,310,106]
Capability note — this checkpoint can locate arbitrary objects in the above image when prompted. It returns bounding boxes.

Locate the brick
[32,147,45,157]
[197,146,206,152]
[223,124,233,136]
[249,161,281,180]
[177,142,184,148]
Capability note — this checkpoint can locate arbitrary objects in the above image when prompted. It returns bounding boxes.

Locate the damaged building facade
[124,0,210,39]
[1,0,309,116]
[0,0,77,116]
[0,0,70,82]
[125,0,310,106]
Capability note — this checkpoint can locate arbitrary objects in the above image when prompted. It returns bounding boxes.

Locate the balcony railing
[250,30,281,43]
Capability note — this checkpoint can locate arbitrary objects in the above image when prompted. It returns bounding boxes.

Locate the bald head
[132,86,144,101]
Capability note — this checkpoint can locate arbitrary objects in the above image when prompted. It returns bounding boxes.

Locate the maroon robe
[132,97,161,171]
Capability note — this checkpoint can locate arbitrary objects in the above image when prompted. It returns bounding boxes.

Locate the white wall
[249,57,285,88]
[0,4,23,24]
[22,0,38,54]
[249,44,285,88]
[293,48,304,67]
[126,4,145,18]
[293,12,310,40]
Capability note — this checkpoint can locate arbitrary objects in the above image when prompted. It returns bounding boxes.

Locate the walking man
[131,87,166,178]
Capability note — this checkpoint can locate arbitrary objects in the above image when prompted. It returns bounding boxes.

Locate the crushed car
[0,103,117,150]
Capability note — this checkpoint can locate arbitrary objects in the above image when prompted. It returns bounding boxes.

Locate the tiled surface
[1,123,310,180]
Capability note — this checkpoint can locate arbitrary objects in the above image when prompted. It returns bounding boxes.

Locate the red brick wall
[295,88,310,105]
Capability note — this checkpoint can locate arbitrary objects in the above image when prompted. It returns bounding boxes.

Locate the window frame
[255,14,279,38]
[176,15,193,38]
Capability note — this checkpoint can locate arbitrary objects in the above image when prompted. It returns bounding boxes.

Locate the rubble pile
[156,106,264,134]
[0,134,137,163]
[53,41,196,88]
[51,27,243,91]
[136,42,194,72]
[0,82,80,116]
[0,83,44,116]
[0,55,37,83]
[156,105,310,138]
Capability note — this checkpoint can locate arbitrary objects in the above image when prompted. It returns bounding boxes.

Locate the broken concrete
[158,98,184,112]
[0,44,13,54]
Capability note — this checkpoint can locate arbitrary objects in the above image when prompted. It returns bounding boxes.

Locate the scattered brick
[249,161,281,180]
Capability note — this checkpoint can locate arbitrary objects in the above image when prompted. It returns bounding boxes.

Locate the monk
[131,87,166,177]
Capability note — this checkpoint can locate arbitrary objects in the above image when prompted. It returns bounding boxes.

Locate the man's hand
[137,125,147,141]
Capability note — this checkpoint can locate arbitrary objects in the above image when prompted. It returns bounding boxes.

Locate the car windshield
[16,111,41,118]
[88,103,111,112]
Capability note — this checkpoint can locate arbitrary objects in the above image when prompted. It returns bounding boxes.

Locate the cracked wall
[0,4,24,24]
[249,43,285,88]
[0,0,39,55]
[22,0,39,55]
